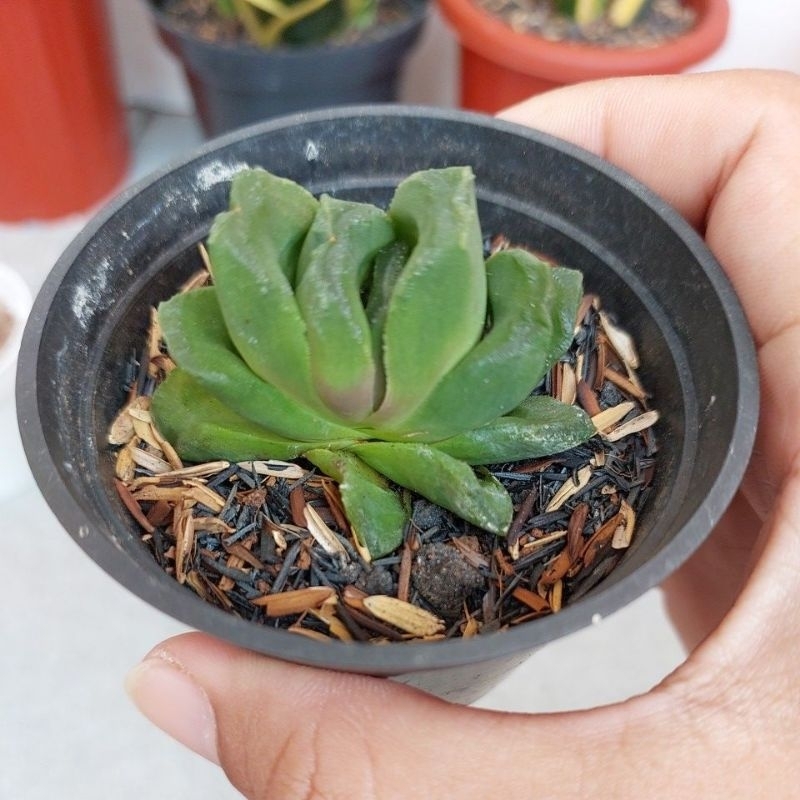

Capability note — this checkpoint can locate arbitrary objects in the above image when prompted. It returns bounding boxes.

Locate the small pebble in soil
[412,499,451,531]
[412,542,485,619]
[357,565,395,596]
[599,382,626,408]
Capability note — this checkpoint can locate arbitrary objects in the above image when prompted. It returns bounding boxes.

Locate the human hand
[125,70,800,798]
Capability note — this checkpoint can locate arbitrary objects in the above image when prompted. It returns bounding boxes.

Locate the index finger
[499,70,800,350]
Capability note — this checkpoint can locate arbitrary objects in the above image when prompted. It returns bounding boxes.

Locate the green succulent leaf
[433,395,595,465]
[294,195,395,420]
[151,369,344,463]
[305,448,407,558]
[207,168,321,407]
[350,442,513,535]
[365,240,410,403]
[381,248,583,441]
[157,287,361,442]
[369,167,487,426]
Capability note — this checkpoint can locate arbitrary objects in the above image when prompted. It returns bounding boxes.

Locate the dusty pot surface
[437,0,729,113]
[17,106,756,702]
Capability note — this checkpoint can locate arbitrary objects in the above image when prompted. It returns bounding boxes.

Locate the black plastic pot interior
[17,107,757,702]
[149,0,429,135]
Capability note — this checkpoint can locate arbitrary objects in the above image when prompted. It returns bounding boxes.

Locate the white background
[2,2,799,798]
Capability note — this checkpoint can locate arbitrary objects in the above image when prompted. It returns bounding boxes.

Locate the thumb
[125,633,549,798]
[124,621,771,800]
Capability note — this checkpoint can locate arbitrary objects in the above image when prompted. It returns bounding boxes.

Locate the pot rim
[17,104,757,674]
[436,0,729,81]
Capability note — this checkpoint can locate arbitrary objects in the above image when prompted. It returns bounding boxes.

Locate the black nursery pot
[17,107,757,704]
[148,0,428,136]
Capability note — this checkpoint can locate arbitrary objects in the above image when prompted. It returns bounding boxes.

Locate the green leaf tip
[305,448,406,558]
[351,442,513,535]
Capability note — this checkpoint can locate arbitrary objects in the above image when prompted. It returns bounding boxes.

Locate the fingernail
[125,651,220,764]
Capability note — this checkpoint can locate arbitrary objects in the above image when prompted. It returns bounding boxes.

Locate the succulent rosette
[152,166,594,558]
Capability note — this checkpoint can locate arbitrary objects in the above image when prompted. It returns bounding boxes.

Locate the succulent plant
[554,0,651,28]
[151,167,595,559]
[213,0,376,47]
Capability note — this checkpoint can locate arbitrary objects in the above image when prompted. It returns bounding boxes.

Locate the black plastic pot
[148,0,428,135]
[17,107,758,703]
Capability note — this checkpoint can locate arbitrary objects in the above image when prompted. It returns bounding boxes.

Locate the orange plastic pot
[0,0,129,222]
[436,0,729,113]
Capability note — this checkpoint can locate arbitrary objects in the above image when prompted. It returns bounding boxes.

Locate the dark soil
[477,0,696,48]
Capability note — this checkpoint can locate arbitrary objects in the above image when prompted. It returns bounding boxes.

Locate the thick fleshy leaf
[369,167,487,426]
[433,395,595,464]
[381,248,583,441]
[151,369,347,462]
[350,442,513,535]
[158,287,361,442]
[305,448,407,559]
[364,240,409,403]
[294,195,394,420]
[207,168,320,406]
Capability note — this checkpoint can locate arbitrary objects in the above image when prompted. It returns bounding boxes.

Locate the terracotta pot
[0,0,129,221]
[17,107,757,703]
[436,0,729,112]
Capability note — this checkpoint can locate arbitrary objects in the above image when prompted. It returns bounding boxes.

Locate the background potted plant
[17,106,756,702]
[436,0,729,112]
[146,0,429,135]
